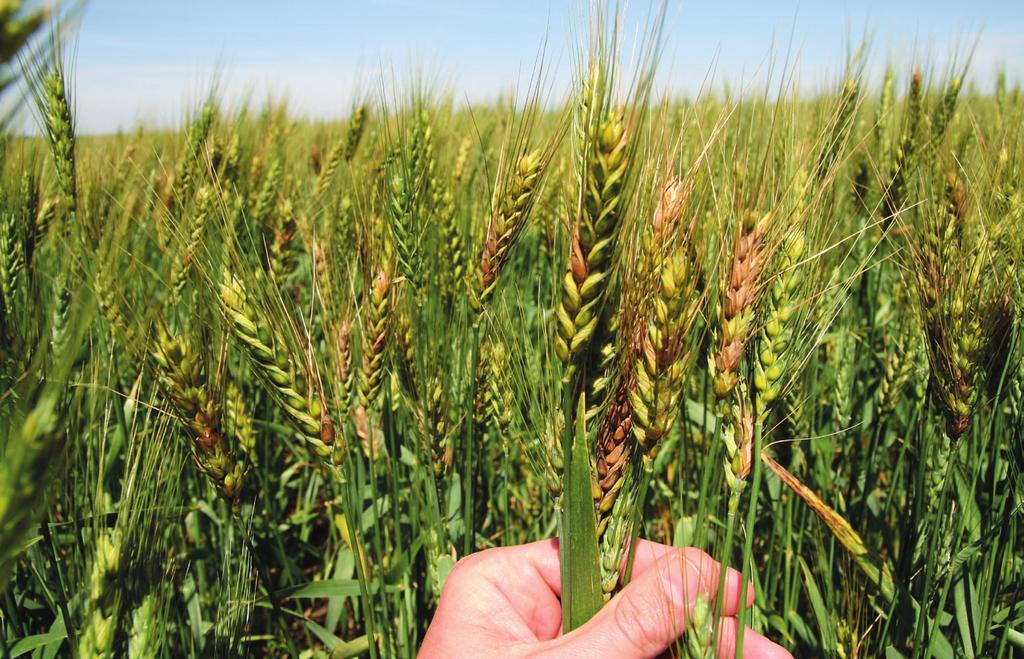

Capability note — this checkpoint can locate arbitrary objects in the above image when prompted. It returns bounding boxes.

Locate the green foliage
[0,12,1022,659]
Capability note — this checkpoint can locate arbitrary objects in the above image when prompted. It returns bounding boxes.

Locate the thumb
[542,547,747,657]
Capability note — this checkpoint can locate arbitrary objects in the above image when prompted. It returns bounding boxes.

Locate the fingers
[457,538,751,615]
[624,538,679,575]
[625,540,751,617]
[627,544,753,617]
[423,540,566,651]
[431,539,789,658]
[446,538,563,596]
[714,616,794,659]
[492,538,563,597]
[676,547,753,617]
[549,546,756,657]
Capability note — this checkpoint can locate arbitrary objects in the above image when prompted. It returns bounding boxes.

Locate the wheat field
[0,3,1022,658]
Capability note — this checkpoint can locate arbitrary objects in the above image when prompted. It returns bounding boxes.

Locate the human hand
[419,538,792,658]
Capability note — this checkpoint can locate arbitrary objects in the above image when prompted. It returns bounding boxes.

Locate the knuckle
[449,553,479,578]
[611,591,663,654]
[680,547,717,589]
[680,546,712,568]
[448,547,497,582]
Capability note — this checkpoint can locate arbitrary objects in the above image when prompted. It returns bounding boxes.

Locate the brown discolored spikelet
[594,382,633,534]
[714,211,770,399]
[152,332,245,504]
[472,150,544,311]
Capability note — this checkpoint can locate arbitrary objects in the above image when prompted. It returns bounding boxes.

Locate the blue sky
[69,1,1024,134]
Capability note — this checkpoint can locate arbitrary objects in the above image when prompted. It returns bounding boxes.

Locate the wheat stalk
[0,402,62,593]
[472,150,543,311]
[152,331,246,503]
[219,271,336,459]
[0,209,23,332]
[345,104,367,162]
[79,529,122,656]
[753,231,806,422]
[358,267,392,412]
[224,381,257,465]
[883,69,924,223]
[251,154,282,229]
[315,136,346,196]
[909,168,1012,439]
[170,102,216,208]
[0,2,46,76]
[555,107,628,376]
[713,211,771,401]
[595,175,703,595]
[170,184,216,304]
[127,592,160,658]
[452,135,472,185]
[386,108,434,290]
[630,177,702,453]
[40,64,77,219]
